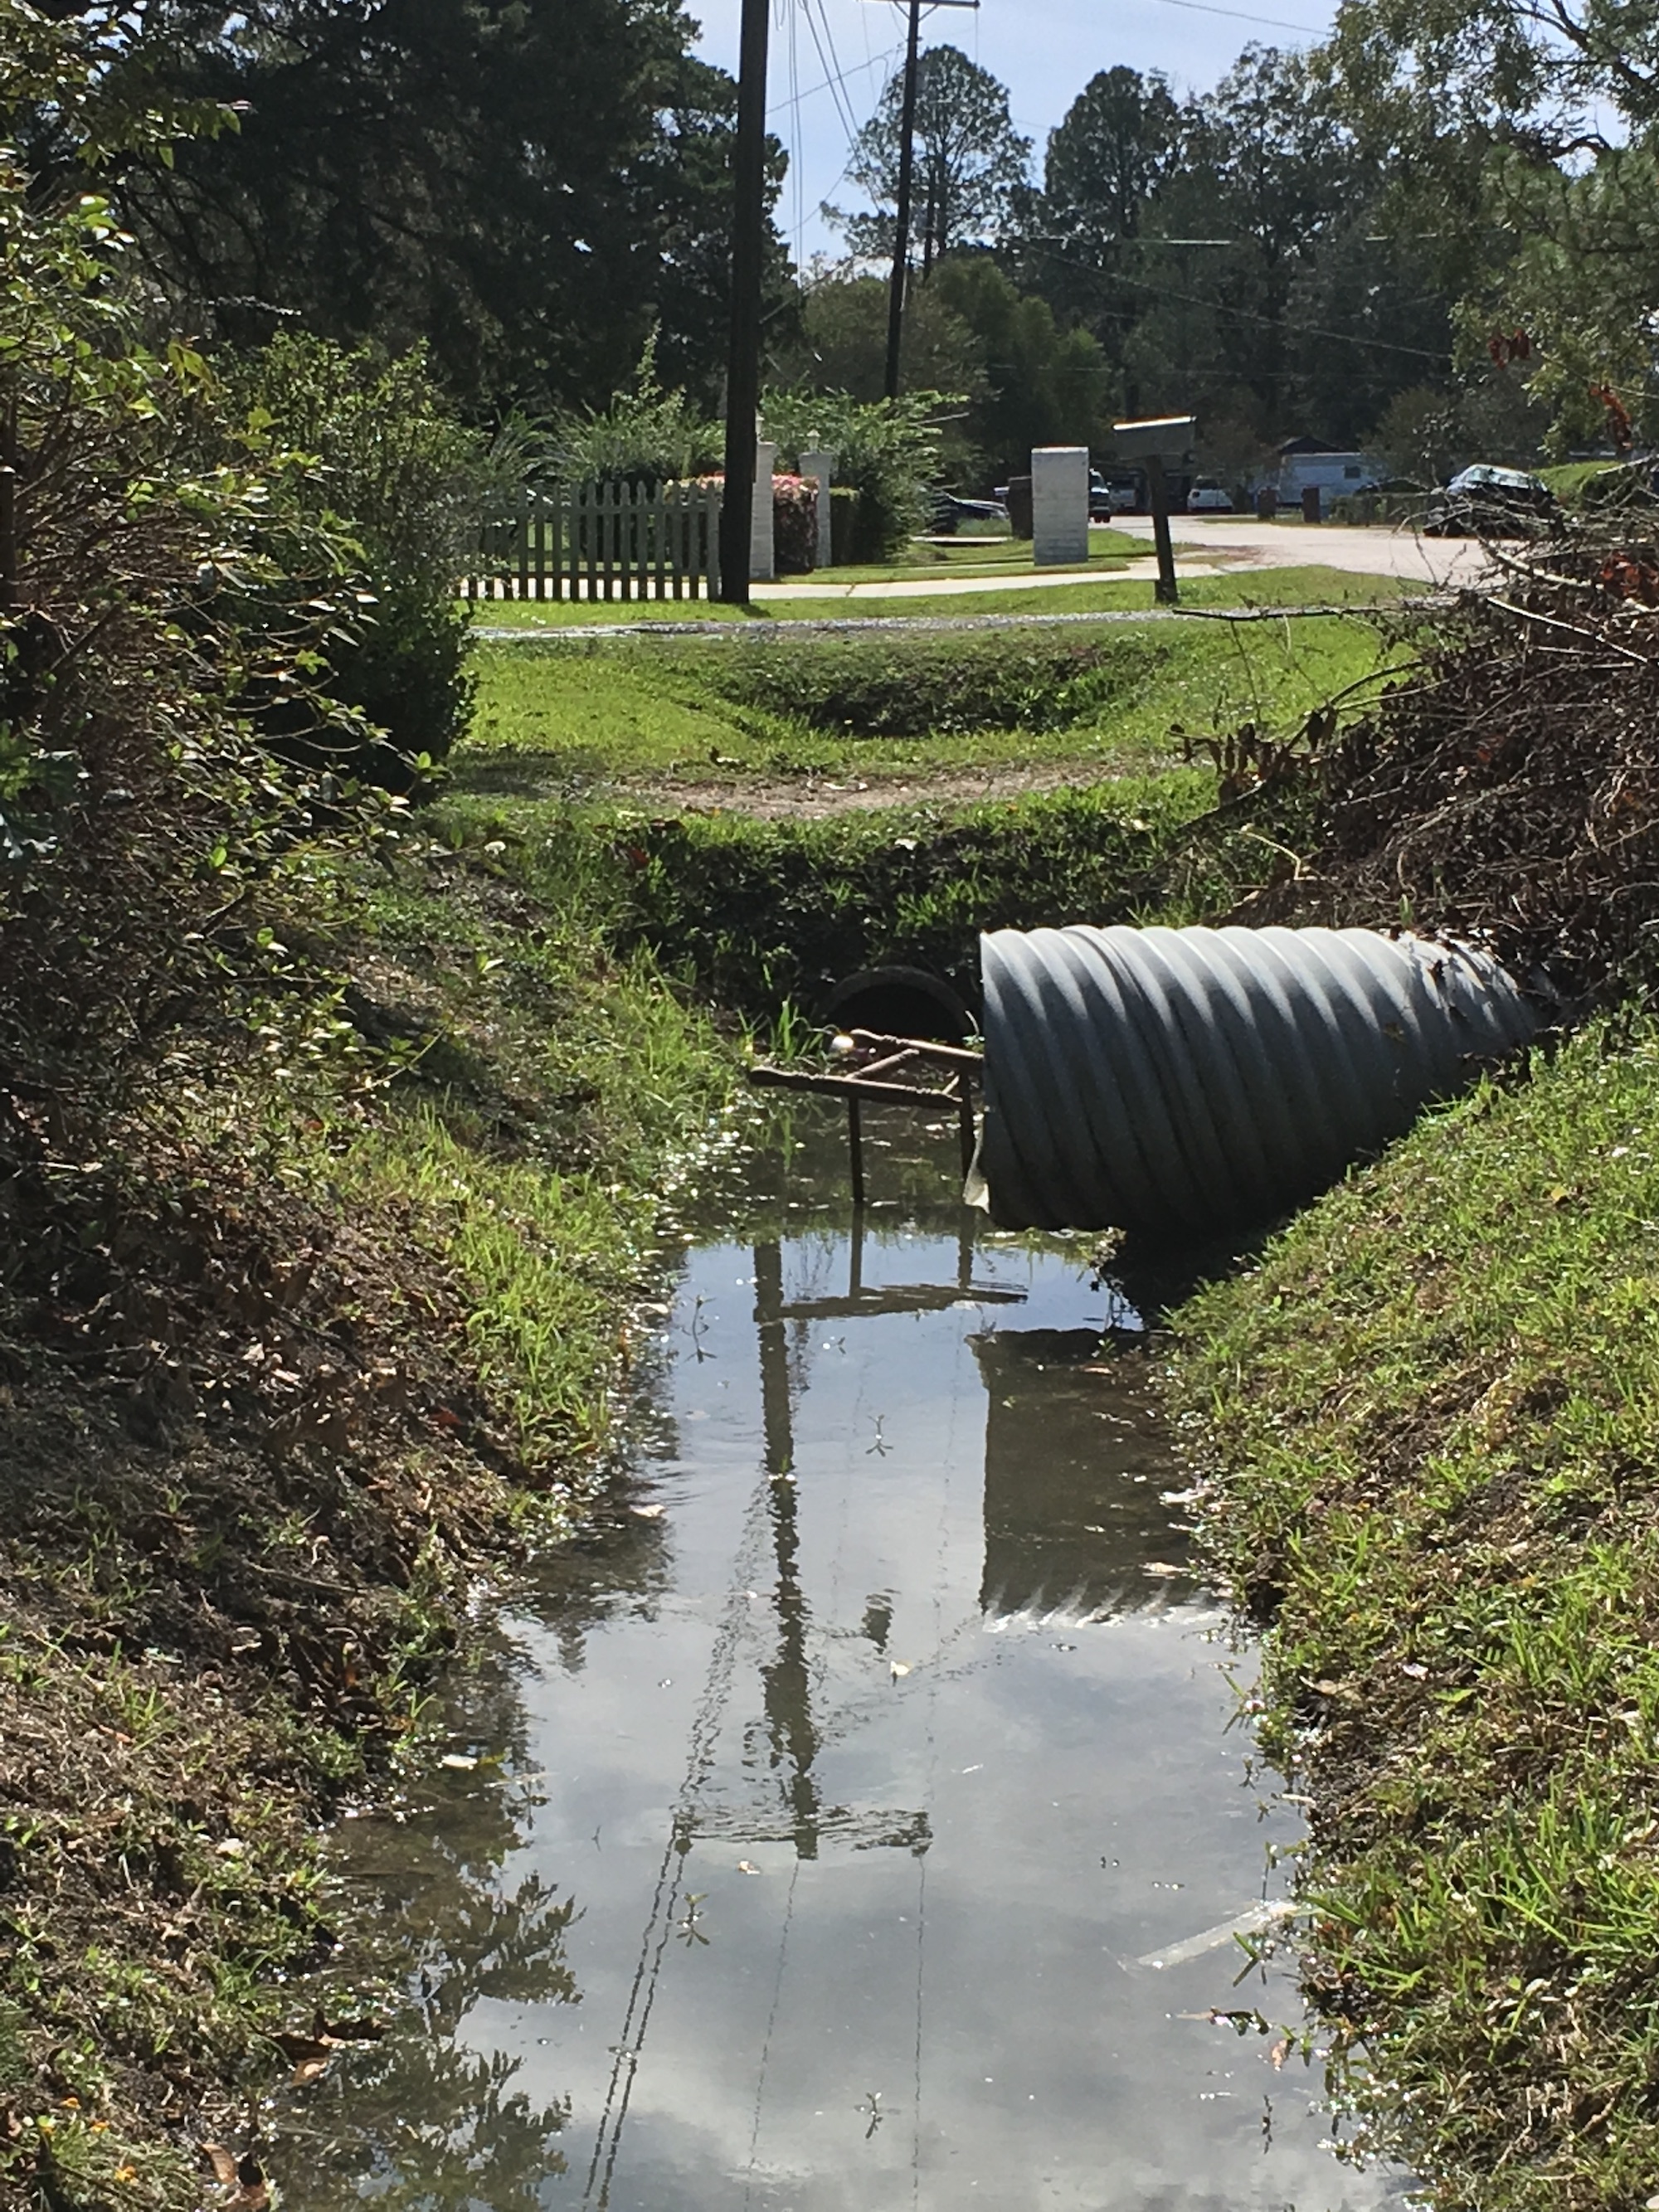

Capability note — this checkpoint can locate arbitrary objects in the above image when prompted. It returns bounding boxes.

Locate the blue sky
[693,0,1341,267]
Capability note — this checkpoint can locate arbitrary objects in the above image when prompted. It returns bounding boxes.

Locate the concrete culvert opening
[820,965,975,1045]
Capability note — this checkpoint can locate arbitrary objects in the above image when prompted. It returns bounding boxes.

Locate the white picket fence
[463,480,724,602]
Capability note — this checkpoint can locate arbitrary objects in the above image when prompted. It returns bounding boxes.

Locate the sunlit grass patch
[464,597,1408,795]
[469,564,1415,630]
[1173,1017,1659,2206]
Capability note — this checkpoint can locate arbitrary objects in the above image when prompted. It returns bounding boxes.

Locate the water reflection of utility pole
[753,1240,822,1861]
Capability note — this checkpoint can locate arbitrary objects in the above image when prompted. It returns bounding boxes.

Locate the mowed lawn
[469,562,1412,634]
[461,586,1412,795]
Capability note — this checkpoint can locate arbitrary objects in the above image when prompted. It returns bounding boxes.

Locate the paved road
[1113,514,1489,586]
[473,515,1488,639]
[734,518,1486,603]
[743,558,1232,602]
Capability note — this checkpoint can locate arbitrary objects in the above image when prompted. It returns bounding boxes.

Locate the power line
[767,35,899,129]
[1023,236,1454,363]
[806,0,867,139]
[1149,0,1326,33]
[782,0,870,143]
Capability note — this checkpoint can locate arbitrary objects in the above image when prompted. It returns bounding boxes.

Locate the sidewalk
[746,558,1229,602]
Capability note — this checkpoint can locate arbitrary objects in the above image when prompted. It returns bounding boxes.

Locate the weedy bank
[1170,532,1659,2210]
[1174,1021,1659,2210]
[0,17,743,2200]
[0,815,737,2210]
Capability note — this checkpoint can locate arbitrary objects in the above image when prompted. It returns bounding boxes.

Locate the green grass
[1170,1015,1659,2210]
[805,527,1144,584]
[0,827,741,2210]
[462,591,1409,794]
[469,564,1411,630]
[323,862,737,1465]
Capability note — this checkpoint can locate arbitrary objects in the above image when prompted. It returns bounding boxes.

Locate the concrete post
[800,447,835,569]
[1030,445,1089,566]
[750,438,776,581]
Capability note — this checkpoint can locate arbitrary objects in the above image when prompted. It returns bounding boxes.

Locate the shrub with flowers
[772,472,818,573]
[682,472,819,573]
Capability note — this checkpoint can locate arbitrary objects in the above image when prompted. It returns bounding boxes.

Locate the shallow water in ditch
[275,1106,1408,2212]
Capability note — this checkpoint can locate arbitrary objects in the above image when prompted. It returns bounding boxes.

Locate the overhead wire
[788,0,806,268]
[765,44,896,119]
[1022,235,1455,364]
[1150,0,1326,32]
[806,0,868,141]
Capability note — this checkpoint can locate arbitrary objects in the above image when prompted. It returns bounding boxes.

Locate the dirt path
[462,752,1170,819]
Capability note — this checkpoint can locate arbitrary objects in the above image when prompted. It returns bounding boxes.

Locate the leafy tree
[930,256,1113,479]
[1011,66,1182,346]
[826,46,1031,267]
[781,274,985,406]
[1152,47,1349,426]
[1311,0,1659,445]
[100,0,778,414]
[1279,212,1456,448]
[1011,43,1459,450]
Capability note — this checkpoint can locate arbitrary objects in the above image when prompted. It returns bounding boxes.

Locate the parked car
[1092,469,1138,517]
[929,493,1010,534]
[1424,464,1559,537]
[1186,477,1233,513]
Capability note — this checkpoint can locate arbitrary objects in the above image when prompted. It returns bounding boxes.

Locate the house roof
[1277,435,1346,455]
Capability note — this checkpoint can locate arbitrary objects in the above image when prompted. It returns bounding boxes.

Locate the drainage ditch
[273,1104,1412,2212]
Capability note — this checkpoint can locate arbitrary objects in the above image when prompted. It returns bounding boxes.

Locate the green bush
[829,484,862,564]
[0,11,390,1142]
[547,332,722,488]
[228,336,483,775]
[773,473,818,572]
[762,387,945,560]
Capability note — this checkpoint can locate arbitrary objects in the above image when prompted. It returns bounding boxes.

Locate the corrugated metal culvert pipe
[975,923,1540,1234]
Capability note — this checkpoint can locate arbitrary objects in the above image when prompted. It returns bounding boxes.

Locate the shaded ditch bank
[272,1106,1410,2211]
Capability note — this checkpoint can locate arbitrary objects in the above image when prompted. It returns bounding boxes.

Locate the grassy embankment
[0,830,735,2207]
[1171,1020,1659,2209]
[456,598,1408,1012]
[2,593,1403,2208]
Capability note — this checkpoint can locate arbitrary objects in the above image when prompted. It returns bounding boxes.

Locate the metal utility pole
[718,0,771,605]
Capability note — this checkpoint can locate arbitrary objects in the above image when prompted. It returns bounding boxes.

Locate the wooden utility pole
[872,0,976,402]
[717,0,771,605]
[883,0,922,402]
